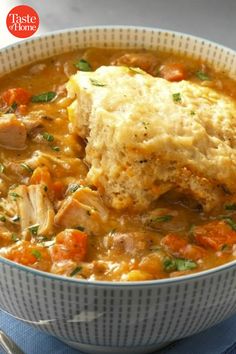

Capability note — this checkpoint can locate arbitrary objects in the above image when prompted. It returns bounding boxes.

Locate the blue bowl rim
[0,25,236,287]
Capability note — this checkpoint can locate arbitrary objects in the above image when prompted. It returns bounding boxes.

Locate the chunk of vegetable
[161,233,205,260]
[51,229,88,262]
[194,220,236,250]
[161,234,187,255]
[159,63,187,81]
[30,166,52,189]
[2,88,31,106]
[4,241,50,266]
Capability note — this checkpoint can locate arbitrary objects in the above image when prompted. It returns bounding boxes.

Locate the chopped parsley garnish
[163,257,197,272]
[90,78,106,87]
[150,215,173,223]
[75,59,92,71]
[221,244,229,251]
[76,226,85,232]
[0,215,6,222]
[195,71,211,81]
[68,183,80,193]
[224,203,236,211]
[128,67,144,75]
[109,228,117,235]
[0,163,5,173]
[190,110,196,115]
[31,249,42,260]
[42,132,54,142]
[31,91,56,103]
[51,146,60,152]
[149,245,162,251]
[28,224,40,236]
[6,102,17,113]
[9,192,21,199]
[172,93,182,103]
[20,163,33,173]
[222,217,236,231]
[70,266,82,277]
[141,121,149,130]
[11,233,19,242]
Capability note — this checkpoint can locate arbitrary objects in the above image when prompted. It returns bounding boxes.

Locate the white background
[1,0,236,50]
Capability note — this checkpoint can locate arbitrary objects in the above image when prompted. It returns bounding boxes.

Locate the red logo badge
[6,5,39,38]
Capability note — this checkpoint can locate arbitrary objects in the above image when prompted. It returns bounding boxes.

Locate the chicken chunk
[0,114,26,149]
[55,187,108,233]
[111,52,159,76]
[67,66,236,212]
[9,184,55,236]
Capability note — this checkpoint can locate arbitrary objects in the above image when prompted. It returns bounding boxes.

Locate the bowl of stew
[0,26,236,354]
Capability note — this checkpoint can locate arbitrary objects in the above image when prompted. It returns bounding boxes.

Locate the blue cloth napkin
[1,310,236,354]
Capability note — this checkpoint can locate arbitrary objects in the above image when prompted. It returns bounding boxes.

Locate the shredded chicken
[111,52,159,76]
[0,114,26,150]
[55,186,108,233]
[9,184,55,236]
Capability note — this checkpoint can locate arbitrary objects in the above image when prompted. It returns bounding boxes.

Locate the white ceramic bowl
[0,26,236,354]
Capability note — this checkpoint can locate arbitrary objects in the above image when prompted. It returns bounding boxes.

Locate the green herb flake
[31,91,56,103]
[89,78,106,87]
[75,59,92,71]
[0,215,6,222]
[0,163,5,173]
[163,257,197,272]
[222,217,236,231]
[109,228,117,235]
[51,146,60,152]
[149,245,162,251]
[195,71,211,81]
[141,121,150,130]
[11,233,19,242]
[68,183,80,194]
[31,249,42,260]
[6,102,17,113]
[190,110,196,115]
[163,258,177,272]
[175,258,197,271]
[42,132,54,142]
[28,224,40,236]
[128,67,144,75]
[9,192,21,199]
[224,203,236,211]
[70,266,82,277]
[221,244,229,251]
[172,92,182,103]
[76,226,85,232]
[150,215,173,223]
[20,163,33,174]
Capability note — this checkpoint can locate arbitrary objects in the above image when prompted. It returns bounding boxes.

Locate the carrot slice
[2,88,31,106]
[30,166,52,189]
[51,229,88,262]
[161,233,206,260]
[159,63,187,82]
[5,241,50,266]
[195,220,236,251]
[161,234,188,255]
